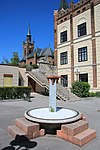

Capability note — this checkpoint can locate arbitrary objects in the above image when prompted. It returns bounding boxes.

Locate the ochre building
[54,0,100,91]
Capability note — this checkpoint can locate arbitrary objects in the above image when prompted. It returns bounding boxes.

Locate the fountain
[8,75,96,147]
[24,76,81,134]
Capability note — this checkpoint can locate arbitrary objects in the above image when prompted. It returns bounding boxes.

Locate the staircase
[8,118,45,141]
[57,119,96,147]
[8,117,96,147]
[26,69,79,101]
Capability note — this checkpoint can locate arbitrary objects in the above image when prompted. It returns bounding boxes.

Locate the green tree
[10,52,20,66]
[1,57,9,64]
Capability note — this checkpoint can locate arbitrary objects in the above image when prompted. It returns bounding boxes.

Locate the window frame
[3,74,13,86]
[79,73,88,82]
[78,47,88,62]
[78,22,87,37]
[60,51,68,65]
[61,75,68,87]
[60,30,67,43]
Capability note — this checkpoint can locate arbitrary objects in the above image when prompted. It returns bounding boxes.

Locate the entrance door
[28,78,36,92]
[61,75,68,87]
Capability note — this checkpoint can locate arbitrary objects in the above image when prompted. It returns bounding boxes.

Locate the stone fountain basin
[24,107,81,134]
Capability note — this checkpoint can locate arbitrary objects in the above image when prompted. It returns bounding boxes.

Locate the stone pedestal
[47,76,60,112]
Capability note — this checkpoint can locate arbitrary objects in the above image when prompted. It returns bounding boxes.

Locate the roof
[27,23,31,36]
[36,48,43,56]
[39,47,54,57]
[20,57,26,62]
[58,0,69,12]
[20,47,54,61]
[27,51,34,59]
[27,48,42,59]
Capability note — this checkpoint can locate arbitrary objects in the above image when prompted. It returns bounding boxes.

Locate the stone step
[8,125,27,139]
[73,128,96,147]
[56,130,68,141]
[15,118,40,134]
[61,120,88,136]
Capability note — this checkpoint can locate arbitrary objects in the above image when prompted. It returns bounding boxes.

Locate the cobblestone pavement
[0,93,100,150]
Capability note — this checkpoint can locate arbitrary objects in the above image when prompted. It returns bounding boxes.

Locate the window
[61,75,68,87]
[77,10,80,14]
[79,73,88,82]
[60,52,68,65]
[29,49,31,54]
[78,47,87,62]
[60,30,67,43]
[30,62,32,65]
[82,7,86,12]
[78,22,86,37]
[3,74,13,86]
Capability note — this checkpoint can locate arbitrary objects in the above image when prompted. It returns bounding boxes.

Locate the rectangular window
[60,52,68,65]
[61,75,68,87]
[78,47,87,62]
[29,50,31,54]
[3,74,13,86]
[30,62,32,65]
[78,22,86,37]
[79,73,88,82]
[60,30,67,43]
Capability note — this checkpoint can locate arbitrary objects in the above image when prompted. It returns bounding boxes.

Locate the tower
[23,24,34,62]
[58,0,69,11]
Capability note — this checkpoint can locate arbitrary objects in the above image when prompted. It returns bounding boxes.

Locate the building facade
[0,65,19,86]
[54,0,100,91]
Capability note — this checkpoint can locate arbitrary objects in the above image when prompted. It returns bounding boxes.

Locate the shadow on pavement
[1,146,15,150]
[1,135,37,150]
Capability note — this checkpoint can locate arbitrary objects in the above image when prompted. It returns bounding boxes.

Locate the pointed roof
[39,46,54,57]
[27,23,31,36]
[58,0,69,12]
[26,23,32,42]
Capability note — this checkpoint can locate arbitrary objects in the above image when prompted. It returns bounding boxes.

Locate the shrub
[26,64,39,71]
[31,64,38,69]
[26,65,33,71]
[0,86,31,100]
[88,92,96,97]
[71,81,90,97]
[96,92,100,97]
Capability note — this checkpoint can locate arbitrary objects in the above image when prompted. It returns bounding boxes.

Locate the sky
[0,0,78,63]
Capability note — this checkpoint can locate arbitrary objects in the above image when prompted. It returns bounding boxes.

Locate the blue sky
[0,0,78,63]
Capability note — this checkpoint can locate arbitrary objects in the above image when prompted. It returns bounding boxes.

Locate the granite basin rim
[24,107,81,124]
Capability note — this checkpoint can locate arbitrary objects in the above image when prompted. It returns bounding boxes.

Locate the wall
[35,83,45,94]
[19,68,28,86]
[0,65,19,86]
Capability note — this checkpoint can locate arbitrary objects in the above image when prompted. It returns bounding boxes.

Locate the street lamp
[74,67,80,81]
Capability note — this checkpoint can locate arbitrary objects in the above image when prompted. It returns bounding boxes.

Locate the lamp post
[74,67,80,81]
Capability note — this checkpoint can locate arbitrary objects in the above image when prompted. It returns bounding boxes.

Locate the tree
[1,57,9,64]
[10,52,20,66]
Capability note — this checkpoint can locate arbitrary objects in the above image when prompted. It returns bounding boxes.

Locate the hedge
[71,81,90,97]
[89,91,100,97]
[0,86,31,100]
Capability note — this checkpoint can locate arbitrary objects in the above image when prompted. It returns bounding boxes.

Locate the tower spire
[27,23,31,35]
[26,23,31,42]
[58,0,69,12]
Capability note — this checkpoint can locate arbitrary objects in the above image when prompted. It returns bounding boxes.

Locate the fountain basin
[24,107,82,134]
